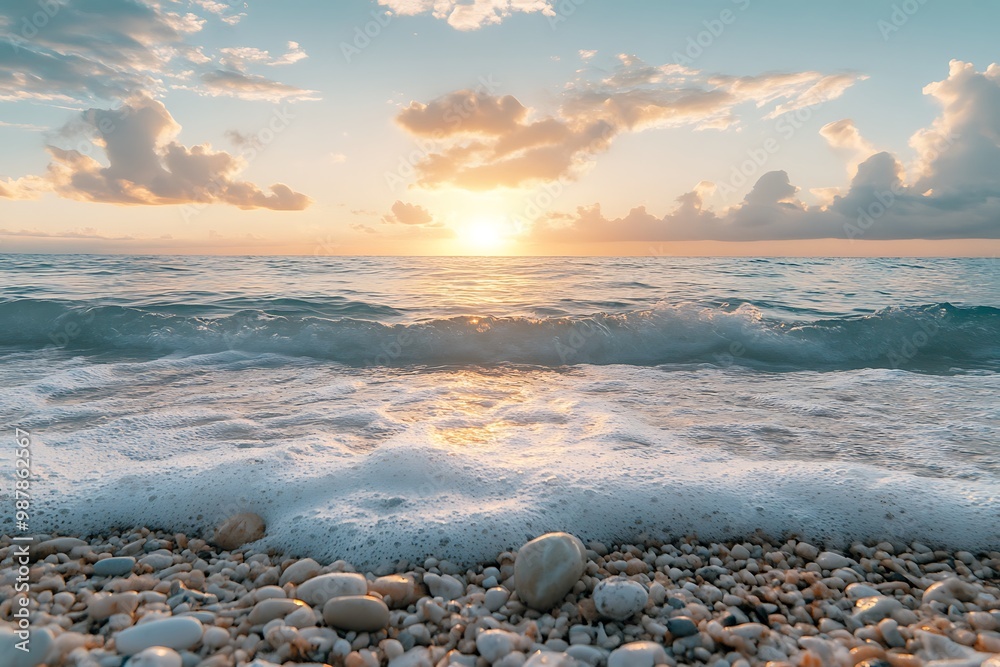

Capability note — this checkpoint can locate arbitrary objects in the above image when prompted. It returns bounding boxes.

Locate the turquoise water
[1,255,998,562]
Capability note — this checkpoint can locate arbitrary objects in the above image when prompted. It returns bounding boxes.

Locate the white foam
[9,356,998,566]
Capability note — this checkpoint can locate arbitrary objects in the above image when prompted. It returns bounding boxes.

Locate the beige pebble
[247,597,310,625]
[514,532,587,611]
[322,595,390,632]
[279,558,322,586]
[369,574,423,608]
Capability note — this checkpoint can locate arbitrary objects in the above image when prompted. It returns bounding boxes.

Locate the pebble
[730,544,751,560]
[423,572,465,601]
[32,537,88,559]
[296,572,367,606]
[212,512,266,550]
[514,532,588,610]
[593,577,648,620]
[524,651,578,666]
[476,629,525,662]
[853,596,903,624]
[89,591,140,621]
[795,542,820,561]
[923,576,979,605]
[279,557,322,586]
[322,595,390,632]
[845,583,882,599]
[667,616,700,638]
[247,597,310,624]
[125,647,183,667]
[485,586,511,612]
[0,626,54,667]
[370,574,422,608]
[94,556,138,577]
[816,552,854,570]
[114,617,203,654]
[878,618,905,648]
[5,528,1000,667]
[607,641,668,667]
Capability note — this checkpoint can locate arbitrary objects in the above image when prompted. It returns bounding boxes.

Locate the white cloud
[377,0,555,30]
[43,95,311,210]
[393,56,867,190]
[383,200,436,225]
[199,70,319,102]
[531,61,1000,243]
[821,119,878,177]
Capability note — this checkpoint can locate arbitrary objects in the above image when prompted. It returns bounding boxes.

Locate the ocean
[1,255,998,565]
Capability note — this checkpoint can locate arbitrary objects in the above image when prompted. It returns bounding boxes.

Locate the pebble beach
[3,521,1000,667]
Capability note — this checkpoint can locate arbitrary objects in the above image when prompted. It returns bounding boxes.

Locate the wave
[1,299,997,371]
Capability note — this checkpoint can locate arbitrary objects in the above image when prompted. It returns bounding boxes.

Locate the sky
[0,0,999,256]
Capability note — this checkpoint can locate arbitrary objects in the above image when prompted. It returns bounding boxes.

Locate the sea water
[0,255,997,564]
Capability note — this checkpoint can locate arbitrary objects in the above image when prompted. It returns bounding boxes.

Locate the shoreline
[2,527,999,667]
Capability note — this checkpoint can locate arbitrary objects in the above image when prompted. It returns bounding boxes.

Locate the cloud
[0,0,311,103]
[0,120,47,131]
[0,227,135,240]
[271,41,308,66]
[377,0,555,31]
[394,56,867,190]
[910,60,1000,200]
[531,61,1000,243]
[191,0,245,25]
[0,175,47,199]
[821,119,878,176]
[43,95,311,210]
[219,42,308,69]
[200,69,319,102]
[0,0,199,101]
[383,200,435,225]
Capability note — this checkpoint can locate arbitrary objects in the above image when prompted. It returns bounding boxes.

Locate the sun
[459,216,511,253]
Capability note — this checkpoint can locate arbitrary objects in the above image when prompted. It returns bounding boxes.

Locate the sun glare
[460,216,511,253]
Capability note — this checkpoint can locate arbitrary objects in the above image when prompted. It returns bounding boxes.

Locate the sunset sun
[459,216,511,253]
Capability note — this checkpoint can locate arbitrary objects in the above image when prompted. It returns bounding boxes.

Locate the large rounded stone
[296,572,367,606]
[114,617,204,654]
[514,532,587,611]
[322,595,390,632]
[213,513,265,550]
[93,556,137,577]
[593,578,648,620]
